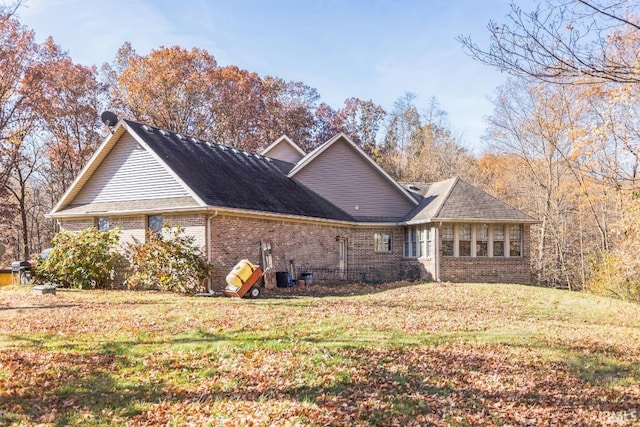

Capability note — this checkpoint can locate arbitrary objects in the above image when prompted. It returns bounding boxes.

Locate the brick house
[48,120,538,288]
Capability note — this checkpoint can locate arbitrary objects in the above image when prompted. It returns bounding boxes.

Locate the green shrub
[125,226,213,294]
[35,228,123,289]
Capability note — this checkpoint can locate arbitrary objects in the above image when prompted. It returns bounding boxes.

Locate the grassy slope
[0,282,639,426]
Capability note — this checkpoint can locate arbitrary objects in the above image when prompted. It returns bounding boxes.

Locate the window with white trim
[493,225,505,257]
[476,224,489,257]
[403,226,431,258]
[374,232,392,253]
[509,224,522,257]
[459,223,471,257]
[442,224,454,257]
[410,228,418,256]
[424,228,432,258]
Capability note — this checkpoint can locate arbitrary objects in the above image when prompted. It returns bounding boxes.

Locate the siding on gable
[73,133,190,204]
[264,142,304,164]
[292,139,414,219]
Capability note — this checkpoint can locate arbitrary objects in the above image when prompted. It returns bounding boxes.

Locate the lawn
[1,282,639,426]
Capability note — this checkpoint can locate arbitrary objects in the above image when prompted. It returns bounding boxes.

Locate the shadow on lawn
[257,280,421,299]
[0,304,81,311]
[1,343,639,426]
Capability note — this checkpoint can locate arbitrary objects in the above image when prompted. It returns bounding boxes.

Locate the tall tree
[0,16,39,179]
[111,45,219,140]
[262,77,319,150]
[459,0,640,84]
[108,44,324,151]
[25,38,106,197]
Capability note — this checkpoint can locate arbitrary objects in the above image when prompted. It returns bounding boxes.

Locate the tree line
[1,1,639,301]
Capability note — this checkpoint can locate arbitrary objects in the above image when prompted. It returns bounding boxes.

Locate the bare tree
[458,0,640,84]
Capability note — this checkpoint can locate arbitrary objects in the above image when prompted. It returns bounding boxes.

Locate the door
[338,238,347,277]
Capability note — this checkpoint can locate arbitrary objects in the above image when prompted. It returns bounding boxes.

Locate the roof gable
[260,135,306,164]
[50,122,204,216]
[287,134,418,220]
[124,121,353,222]
[404,177,538,223]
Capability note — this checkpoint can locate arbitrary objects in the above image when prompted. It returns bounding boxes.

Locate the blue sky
[9,0,538,152]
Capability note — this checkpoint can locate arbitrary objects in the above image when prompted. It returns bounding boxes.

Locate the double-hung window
[458,224,471,257]
[476,224,489,257]
[493,225,505,257]
[442,224,454,257]
[374,232,392,253]
[404,226,431,258]
[509,225,522,257]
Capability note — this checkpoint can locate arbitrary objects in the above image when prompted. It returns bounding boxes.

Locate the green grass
[1,282,639,426]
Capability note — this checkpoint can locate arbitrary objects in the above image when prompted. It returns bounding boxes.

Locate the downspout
[435,224,441,282]
[206,210,218,292]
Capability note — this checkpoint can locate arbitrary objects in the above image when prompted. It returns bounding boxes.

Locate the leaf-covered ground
[0,282,639,426]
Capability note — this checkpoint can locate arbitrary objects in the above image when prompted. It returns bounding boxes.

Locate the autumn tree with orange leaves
[106,44,322,152]
[0,14,105,262]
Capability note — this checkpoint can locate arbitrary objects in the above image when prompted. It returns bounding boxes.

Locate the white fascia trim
[287,133,419,206]
[403,218,539,225]
[47,205,207,219]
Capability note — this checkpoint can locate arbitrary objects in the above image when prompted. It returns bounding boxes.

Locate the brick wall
[58,218,95,232]
[439,224,532,284]
[209,215,406,287]
[110,216,146,245]
[163,214,206,249]
[59,214,535,286]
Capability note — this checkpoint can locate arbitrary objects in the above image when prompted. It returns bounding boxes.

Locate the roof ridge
[123,119,253,153]
[431,177,459,219]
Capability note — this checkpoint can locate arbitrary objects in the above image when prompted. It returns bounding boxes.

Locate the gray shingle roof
[402,177,538,223]
[125,120,354,222]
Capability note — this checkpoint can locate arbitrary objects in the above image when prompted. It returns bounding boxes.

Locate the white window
[404,226,430,258]
[442,224,454,257]
[476,224,489,257]
[493,225,505,257]
[459,224,471,257]
[374,232,392,253]
[425,228,432,257]
[509,224,522,257]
